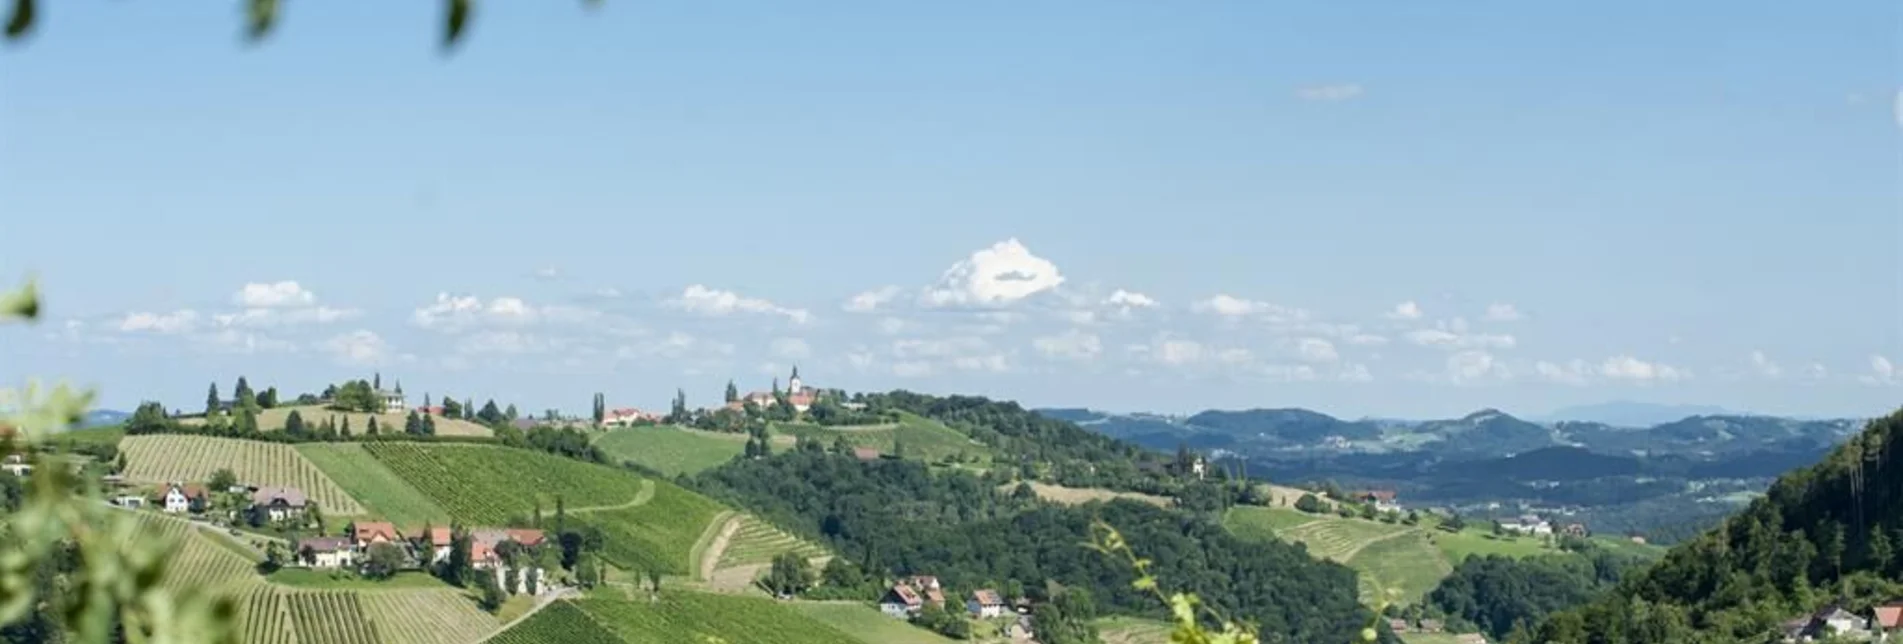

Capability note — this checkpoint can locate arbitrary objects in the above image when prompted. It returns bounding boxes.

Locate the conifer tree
[205,382,220,416]
[725,380,739,403]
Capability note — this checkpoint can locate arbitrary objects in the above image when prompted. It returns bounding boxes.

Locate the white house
[1,462,30,477]
[967,589,1006,619]
[1500,515,1552,536]
[297,537,355,569]
[880,584,924,618]
[377,387,406,413]
[111,494,145,508]
[251,486,308,522]
[161,485,192,514]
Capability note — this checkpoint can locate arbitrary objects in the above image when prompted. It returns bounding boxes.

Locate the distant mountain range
[77,409,129,428]
[1531,401,1743,427]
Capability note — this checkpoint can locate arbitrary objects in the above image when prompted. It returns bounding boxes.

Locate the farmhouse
[111,494,145,508]
[879,584,925,618]
[1356,490,1401,512]
[1499,515,1552,536]
[1872,601,1902,639]
[251,486,309,521]
[2,458,31,477]
[296,537,355,569]
[350,521,402,549]
[603,408,661,427]
[1562,523,1589,537]
[421,526,453,564]
[159,483,207,514]
[376,384,406,413]
[1006,615,1035,640]
[967,589,1006,619]
[1784,604,1871,642]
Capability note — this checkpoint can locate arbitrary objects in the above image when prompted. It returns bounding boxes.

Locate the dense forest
[1528,409,1903,643]
[1425,547,1650,641]
[695,447,1391,643]
[860,391,1184,494]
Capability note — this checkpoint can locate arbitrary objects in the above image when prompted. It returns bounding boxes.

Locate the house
[415,405,445,416]
[111,494,145,508]
[1500,515,1552,536]
[1387,618,1411,633]
[1787,604,1872,642]
[1356,490,1401,512]
[159,483,207,514]
[1418,619,1444,633]
[880,584,925,618]
[296,537,355,569]
[421,526,453,564]
[1561,523,1589,537]
[1006,614,1035,640]
[350,521,401,549]
[1872,601,1903,640]
[250,486,308,521]
[852,447,883,462]
[740,366,824,413]
[506,528,547,547]
[903,575,946,607]
[2,460,32,477]
[968,589,1006,619]
[602,408,660,427]
[376,384,406,413]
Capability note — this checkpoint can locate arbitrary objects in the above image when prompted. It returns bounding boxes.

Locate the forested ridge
[695,447,1391,643]
[1528,409,1903,642]
[863,391,1186,494]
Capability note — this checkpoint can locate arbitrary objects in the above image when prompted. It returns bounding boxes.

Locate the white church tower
[787,365,803,394]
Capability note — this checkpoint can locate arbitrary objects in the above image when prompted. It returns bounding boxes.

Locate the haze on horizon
[1,2,1898,420]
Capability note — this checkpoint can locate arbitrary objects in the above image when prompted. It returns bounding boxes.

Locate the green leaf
[245,0,279,42]
[4,0,31,40]
[444,0,471,49]
[0,279,37,320]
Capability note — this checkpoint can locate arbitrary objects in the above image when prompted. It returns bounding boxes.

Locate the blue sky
[1,1,1898,419]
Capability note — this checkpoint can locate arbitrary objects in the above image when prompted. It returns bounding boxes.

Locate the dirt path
[563,479,656,514]
[697,514,744,582]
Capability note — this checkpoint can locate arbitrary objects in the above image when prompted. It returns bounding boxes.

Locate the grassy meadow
[770,411,985,463]
[788,601,958,644]
[593,426,750,476]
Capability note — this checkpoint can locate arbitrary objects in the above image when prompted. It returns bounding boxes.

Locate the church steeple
[788,366,803,394]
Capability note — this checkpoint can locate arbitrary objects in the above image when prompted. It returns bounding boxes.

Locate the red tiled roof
[1874,605,1903,630]
[890,584,922,607]
[353,521,400,544]
[507,528,546,547]
[853,447,882,461]
[426,526,452,547]
[972,589,1003,606]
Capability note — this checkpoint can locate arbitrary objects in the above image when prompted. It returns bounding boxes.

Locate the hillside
[182,404,494,437]
[491,592,858,643]
[1530,409,1903,643]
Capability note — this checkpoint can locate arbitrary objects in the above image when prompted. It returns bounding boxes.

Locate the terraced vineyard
[286,590,382,644]
[568,593,857,643]
[241,586,297,644]
[485,601,622,644]
[1276,513,1415,562]
[593,426,748,476]
[575,478,727,574]
[359,589,497,644]
[298,443,450,526]
[362,443,649,524]
[121,434,366,515]
[1344,529,1453,604]
[715,515,829,568]
[113,511,260,594]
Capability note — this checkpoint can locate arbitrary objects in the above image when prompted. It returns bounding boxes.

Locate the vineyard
[485,601,621,644]
[358,589,498,644]
[715,515,829,569]
[573,478,728,574]
[112,511,260,594]
[298,443,450,527]
[362,443,650,524]
[286,591,381,644]
[236,585,494,644]
[121,434,367,515]
[592,426,749,476]
[569,593,857,643]
[769,412,984,463]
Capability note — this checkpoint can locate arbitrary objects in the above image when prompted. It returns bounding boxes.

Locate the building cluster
[295,522,548,594]
[1781,601,1903,642]
[877,575,1035,639]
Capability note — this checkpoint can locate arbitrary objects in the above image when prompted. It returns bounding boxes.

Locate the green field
[486,600,622,644]
[113,511,260,595]
[788,601,957,644]
[574,478,728,574]
[565,593,857,643]
[185,404,493,438]
[297,443,450,527]
[1096,616,1174,644]
[264,569,453,590]
[1224,506,1570,607]
[121,434,368,515]
[770,412,983,462]
[716,514,830,569]
[593,426,746,476]
[362,442,651,524]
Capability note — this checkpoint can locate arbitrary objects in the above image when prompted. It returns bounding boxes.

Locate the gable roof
[886,584,923,607]
[1872,605,1902,630]
[426,526,453,547]
[507,528,546,547]
[352,521,400,543]
[251,486,307,507]
[971,589,1003,606]
[853,447,883,461]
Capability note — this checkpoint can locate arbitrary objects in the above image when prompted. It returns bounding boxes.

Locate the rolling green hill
[592,425,754,476]
[182,404,494,437]
[298,442,449,527]
[769,411,986,463]
[493,593,858,644]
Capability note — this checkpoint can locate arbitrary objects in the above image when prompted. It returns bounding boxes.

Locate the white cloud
[119,310,199,334]
[922,239,1065,307]
[1336,363,1374,383]
[212,306,358,328]
[1104,289,1158,309]
[1033,329,1103,361]
[1749,350,1782,378]
[1446,350,1510,384]
[1802,363,1828,380]
[1294,338,1339,364]
[1482,303,1524,322]
[323,330,389,365]
[770,337,812,360]
[1404,328,1516,350]
[233,281,317,308]
[1347,333,1389,347]
[1860,354,1898,386]
[1386,301,1423,320]
[1599,355,1688,383]
[1295,83,1364,102]
[1535,359,1593,386]
[1192,294,1308,322]
[668,285,810,324]
[844,286,901,313]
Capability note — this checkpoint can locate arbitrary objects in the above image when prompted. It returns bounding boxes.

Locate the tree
[234,376,257,412]
[442,528,474,587]
[421,414,437,436]
[592,392,606,426]
[330,380,381,413]
[208,468,238,493]
[1444,513,1468,532]
[205,382,221,416]
[235,407,259,435]
[477,570,505,612]
[373,372,381,391]
[367,416,380,436]
[668,388,690,424]
[725,380,739,403]
[259,387,279,409]
[575,553,601,588]
[404,411,421,435]
[477,400,504,424]
[1295,493,1325,514]
[442,397,463,419]
[362,543,404,580]
[260,542,285,574]
[504,404,518,421]
[763,552,815,596]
